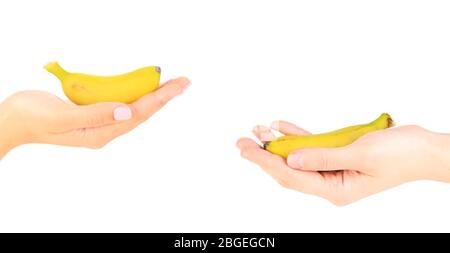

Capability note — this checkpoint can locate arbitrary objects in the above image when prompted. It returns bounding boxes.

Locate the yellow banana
[44,62,161,105]
[264,113,394,158]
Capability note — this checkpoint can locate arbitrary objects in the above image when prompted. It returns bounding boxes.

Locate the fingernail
[254,125,270,132]
[260,132,274,142]
[114,106,132,121]
[271,121,280,131]
[287,152,304,169]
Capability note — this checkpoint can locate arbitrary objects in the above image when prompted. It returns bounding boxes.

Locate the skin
[0,77,191,159]
[237,120,450,206]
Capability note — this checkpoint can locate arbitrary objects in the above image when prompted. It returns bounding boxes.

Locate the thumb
[287,146,360,171]
[64,103,133,129]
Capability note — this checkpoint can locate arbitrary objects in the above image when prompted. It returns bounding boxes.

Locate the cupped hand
[0,77,191,158]
[237,120,450,206]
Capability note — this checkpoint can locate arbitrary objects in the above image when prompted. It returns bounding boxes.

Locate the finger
[239,145,328,195]
[131,77,191,122]
[240,145,298,181]
[52,77,191,147]
[74,78,192,147]
[236,137,261,150]
[270,120,311,135]
[56,77,190,131]
[61,102,133,130]
[252,125,276,142]
[287,146,362,172]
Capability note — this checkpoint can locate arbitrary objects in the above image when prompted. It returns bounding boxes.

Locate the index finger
[238,139,327,195]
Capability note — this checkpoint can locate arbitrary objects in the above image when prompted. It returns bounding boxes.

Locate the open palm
[0,77,190,157]
[237,120,436,205]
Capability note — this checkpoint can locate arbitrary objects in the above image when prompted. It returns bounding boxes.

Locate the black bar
[0,233,446,251]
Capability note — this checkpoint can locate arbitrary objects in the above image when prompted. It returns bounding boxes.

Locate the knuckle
[315,150,328,171]
[157,98,167,107]
[130,104,149,122]
[154,93,168,107]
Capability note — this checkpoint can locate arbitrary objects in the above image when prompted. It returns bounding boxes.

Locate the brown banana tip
[155,66,161,73]
[263,141,270,150]
[387,115,395,128]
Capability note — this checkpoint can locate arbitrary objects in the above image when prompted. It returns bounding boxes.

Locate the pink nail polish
[257,125,271,132]
[253,125,267,132]
[271,121,280,131]
[114,106,132,121]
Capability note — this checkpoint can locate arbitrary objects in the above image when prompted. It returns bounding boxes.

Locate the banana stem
[372,113,395,129]
[44,61,69,80]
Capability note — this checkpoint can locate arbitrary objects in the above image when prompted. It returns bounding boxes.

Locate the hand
[237,120,450,206]
[0,77,191,159]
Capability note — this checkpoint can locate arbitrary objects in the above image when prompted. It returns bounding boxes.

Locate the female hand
[0,77,191,159]
[237,121,450,206]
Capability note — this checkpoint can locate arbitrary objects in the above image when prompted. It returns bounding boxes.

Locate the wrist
[426,131,450,182]
[0,104,17,159]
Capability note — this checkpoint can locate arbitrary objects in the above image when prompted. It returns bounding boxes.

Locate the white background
[0,0,450,232]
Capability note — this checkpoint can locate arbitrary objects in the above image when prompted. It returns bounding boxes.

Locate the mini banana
[44,62,161,105]
[264,113,394,158]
